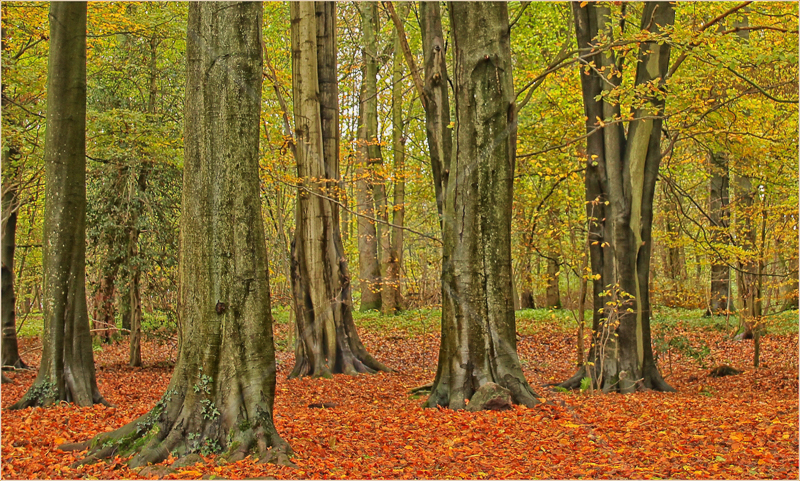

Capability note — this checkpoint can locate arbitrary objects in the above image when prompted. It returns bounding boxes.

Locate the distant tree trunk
[545,256,562,309]
[288,1,389,378]
[660,181,686,306]
[356,2,383,312]
[127,168,148,367]
[708,151,732,314]
[419,1,452,224]
[382,3,409,315]
[425,2,540,409]
[11,2,106,408]
[559,1,675,393]
[518,231,536,309]
[78,2,292,467]
[93,168,126,343]
[1,146,26,370]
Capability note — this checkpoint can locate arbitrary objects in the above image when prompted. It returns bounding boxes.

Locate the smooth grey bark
[425,2,540,410]
[75,2,291,467]
[382,3,409,315]
[288,1,389,378]
[1,146,26,370]
[11,2,106,409]
[708,151,732,314]
[559,1,675,393]
[419,1,452,224]
[355,2,383,312]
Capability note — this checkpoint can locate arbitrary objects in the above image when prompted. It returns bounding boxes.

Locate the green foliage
[579,377,592,393]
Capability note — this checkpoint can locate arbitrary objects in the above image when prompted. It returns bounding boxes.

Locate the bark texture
[419,1,452,223]
[559,2,675,393]
[355,2,384,312]
[382,3,409,315]
[11,2,105,408]
[77,2,290,466]
[2,146,26,370]
[288,1,389,379]
[708,151,733,314]
[426,2,540,410]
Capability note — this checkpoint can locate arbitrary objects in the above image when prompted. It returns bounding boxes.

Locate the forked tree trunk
[419,1,452,224]
[708,151,733,314]
[559,1,675,393]
[2,146,26,370]
[289,1,389,379]
[74,2,291,467]
[425,2,540,409]
[11,2,106,409]
[355,2,384,312]
[382,3,409,315]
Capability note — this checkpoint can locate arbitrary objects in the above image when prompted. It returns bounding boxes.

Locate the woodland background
[1,1,798,479]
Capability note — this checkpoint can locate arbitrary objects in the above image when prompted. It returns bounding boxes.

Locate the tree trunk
[288,1,389,379]
[126,34,159,366]
[559,1,675,393]
[77,2,291,467]
[545,256,562,309]
[127,169,148,367]
[426,2,540,410]
[420,1,452,224]
[382,3,409,315]
[660,181,686,307]
[708,151,732,314]
[2,146,26,370]
[11,2,106,409]
[355,2,383,312]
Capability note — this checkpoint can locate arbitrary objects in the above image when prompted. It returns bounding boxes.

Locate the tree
[381,2,409,315]
[288,1,389,378]
[2,145,27,370]
[355,1,384,312]
[425,2,540,409]
[559,2,675,393]
[72,1,291,466]
[707,151,733,314]
[11,2,106,409]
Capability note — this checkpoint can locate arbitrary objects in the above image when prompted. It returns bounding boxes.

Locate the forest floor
[1,307,798,480]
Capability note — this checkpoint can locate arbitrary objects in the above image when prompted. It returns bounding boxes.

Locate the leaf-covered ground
[2,309,798,479]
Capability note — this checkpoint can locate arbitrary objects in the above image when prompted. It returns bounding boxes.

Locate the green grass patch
[15,312,44,338]
[354,308,440,336]
[515,308,590,334]
[651,307,799,335]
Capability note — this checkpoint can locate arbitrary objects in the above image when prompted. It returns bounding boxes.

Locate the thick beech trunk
[74,2,291,467]
[382,4,409,315]
[11,2,106,408]
[2,147,26,370]
[708,151,732,314]
[288,1,389,379]
[426,2,540,410]
[355,2,384,312]
[559,2,675,393]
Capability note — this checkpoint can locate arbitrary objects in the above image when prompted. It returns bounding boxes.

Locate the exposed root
[409,382,433,394]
